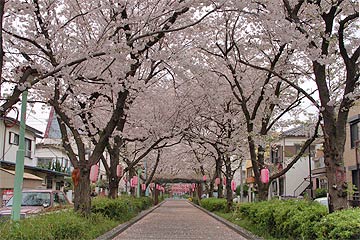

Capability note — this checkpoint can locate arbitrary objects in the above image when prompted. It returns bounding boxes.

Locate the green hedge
[200,198,227,212]
[237,200,328,239]
[315,208,360,240]
[0,196,154,240]
[0,211,117,240]
[91,196,153,221]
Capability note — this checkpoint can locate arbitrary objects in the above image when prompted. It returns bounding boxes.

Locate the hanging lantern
[141,183,146,191]
[261,168,270,183]
[133,176,138,185]
[89,165,99,183]
[203,175,207,181]
[231,180,236,191]
[191,183,195,189]
[223,177,227,186]
[215,178,220,185]
[130,178,134,188]
[116,164,123,177]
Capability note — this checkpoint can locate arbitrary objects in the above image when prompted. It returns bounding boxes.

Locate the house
[268,125,317,198]
[0,114,70,206]
[344,101,360,206]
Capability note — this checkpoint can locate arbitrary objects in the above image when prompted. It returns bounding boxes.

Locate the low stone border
[189,201,263,240]
[95,200,166,240]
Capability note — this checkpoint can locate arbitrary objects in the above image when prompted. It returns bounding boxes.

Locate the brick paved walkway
[113,200,248,240]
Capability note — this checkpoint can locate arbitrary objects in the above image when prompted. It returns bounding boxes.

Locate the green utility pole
[144,159,149,196]
[11,90,28,221]
[137,167,141,198]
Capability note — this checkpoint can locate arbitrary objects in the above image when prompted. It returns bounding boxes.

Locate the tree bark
[74,166,91,215]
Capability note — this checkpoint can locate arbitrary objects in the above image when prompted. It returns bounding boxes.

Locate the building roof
[0,168,43,181]
[43,107,62,139]
[0,161,70,177]
[281,125,308,137]
[0,116,43,137]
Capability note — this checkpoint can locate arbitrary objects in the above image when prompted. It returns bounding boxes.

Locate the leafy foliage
[0,211,117,240]
[0,196,154,240]
[91,196,153,221]
[200,198,227,212]
[315,208,360,240]
[237,200,327,239]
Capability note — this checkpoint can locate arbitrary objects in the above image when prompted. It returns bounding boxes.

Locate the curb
[189,201,263,240]
[95,200,166,240]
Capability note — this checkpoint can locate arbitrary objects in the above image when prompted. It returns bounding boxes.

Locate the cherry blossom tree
[228,0,359,210]
[2,0,218,215]
[187,3,324,201]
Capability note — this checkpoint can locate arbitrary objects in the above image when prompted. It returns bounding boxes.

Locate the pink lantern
[215,178,220,185]
[261,168,270,183]
[203,175,207,181]
[231,180,236,191]
[141,184,146,191]
[89,165,99,183]
[116,164,123,177]
[130,178,134,188]
[133,176,138,185]
[223,177,227,186]
[191,183,195,189]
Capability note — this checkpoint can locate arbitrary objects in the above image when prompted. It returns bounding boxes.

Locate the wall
[344,102,360,188]
[1,122,37,167]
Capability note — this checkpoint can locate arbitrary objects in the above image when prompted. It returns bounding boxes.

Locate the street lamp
[309,146,314,199]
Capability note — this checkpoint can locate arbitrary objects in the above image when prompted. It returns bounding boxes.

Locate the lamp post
[309,145,313,199]
[144,159,149,197]
[136,167,141,198]
[11,90,28,221]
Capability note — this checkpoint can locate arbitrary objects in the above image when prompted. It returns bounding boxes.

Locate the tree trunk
[324,145,348,212]
[216,156,223,198]
[257,182,269,201]
[107,135,123,199]
[209,181,214,197]
[108,176,120,199]
[225,177,233,212]
[74,167,91,215]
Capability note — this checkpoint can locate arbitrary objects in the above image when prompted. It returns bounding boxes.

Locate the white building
[269,126,316,198]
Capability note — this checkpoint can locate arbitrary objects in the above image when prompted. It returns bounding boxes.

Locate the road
[113,199,249,240]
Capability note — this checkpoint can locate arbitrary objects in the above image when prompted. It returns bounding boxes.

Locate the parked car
[0,189,71,219]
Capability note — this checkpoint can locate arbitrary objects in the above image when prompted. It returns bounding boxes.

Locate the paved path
[113,200,248,240]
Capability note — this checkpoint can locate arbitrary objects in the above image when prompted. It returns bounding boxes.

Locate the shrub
[315,208,360,240]
[236,199,327,239]
[315,188,327,198]
[91,196,153,221]
[200,198,227,212]
[236,184,249,197]
[0,196,154,240]
[0,211,117,240]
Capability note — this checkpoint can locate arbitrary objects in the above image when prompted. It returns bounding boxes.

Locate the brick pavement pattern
[113,199,248,240]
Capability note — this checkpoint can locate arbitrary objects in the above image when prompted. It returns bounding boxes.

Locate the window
[37,158,53,169]
[352,170,359,190]
[9,132,19,145]
[350,121,360,149]
[271,148,280,164]
[25,138,32,158]
[46,177,53,189]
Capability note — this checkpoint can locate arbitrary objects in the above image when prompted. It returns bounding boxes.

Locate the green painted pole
[144,159,149,197]
[137,167,141,198]
[11,90,28,221]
